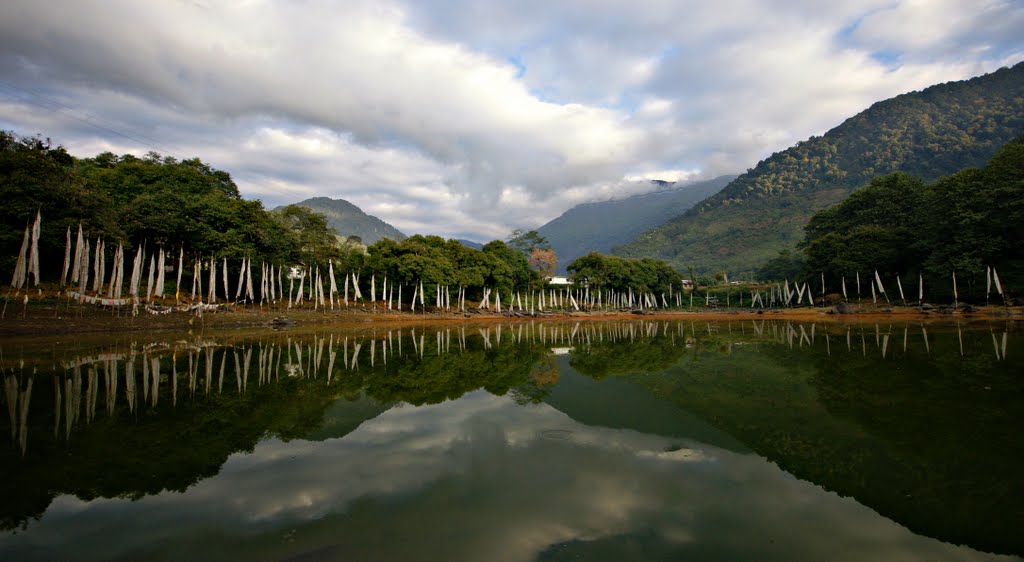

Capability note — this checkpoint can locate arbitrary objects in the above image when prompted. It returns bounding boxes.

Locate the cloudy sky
[1,1,1022,242]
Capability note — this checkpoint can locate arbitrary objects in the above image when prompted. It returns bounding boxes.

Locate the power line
[0,80,185,157]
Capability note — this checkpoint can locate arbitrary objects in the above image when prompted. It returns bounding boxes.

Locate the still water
[1,319,1022,561]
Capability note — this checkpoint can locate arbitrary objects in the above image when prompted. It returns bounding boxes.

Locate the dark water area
[1,319,1022,561]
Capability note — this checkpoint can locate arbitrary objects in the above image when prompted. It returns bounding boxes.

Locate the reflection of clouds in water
[3,392,1012,562]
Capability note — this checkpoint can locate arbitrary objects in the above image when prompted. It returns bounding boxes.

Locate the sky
[1,1,1022,243]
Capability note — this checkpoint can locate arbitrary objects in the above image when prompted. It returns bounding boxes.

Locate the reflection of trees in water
[530,355,560,386]
[796,328,1024,556]
[0,322,602,531]
[1,319,1019,552]
[609,319,1023,557]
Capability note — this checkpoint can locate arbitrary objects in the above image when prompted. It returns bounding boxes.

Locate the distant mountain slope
[614,62,1024,276]
[287,197,406,245]
[537,176,736,273]
[454,238,484,250]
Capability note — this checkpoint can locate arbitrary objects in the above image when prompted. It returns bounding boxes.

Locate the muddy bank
[1,293,1020,338]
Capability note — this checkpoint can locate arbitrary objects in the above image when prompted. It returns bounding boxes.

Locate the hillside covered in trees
[286,196,406,246]
[614,62,1024,276]
[536,176,735,273]
[536,175,737,272]
[760,132,1024,301]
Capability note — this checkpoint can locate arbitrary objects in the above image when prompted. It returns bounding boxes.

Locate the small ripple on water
[540,429,573,441]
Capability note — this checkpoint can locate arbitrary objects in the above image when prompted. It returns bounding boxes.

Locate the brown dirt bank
[1,293,1021,339]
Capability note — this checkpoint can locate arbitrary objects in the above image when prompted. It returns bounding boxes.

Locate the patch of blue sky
[609,93,643,114]
[506,56,527,79]
[870,50,903,68]
[655,45,680,63]
[527,87,567,106]
[834,6,890,45]
[836,16,864,41]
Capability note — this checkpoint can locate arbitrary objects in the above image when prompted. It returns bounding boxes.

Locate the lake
[1,318,1022,561]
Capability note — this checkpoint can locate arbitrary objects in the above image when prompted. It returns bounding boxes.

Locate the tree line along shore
[3,130,1023,326]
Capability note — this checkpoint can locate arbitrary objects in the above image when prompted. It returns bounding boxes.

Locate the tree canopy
[0,131,582,307]
[566,252,680,294]
[1,131,330,274]
[783,133,1024,299]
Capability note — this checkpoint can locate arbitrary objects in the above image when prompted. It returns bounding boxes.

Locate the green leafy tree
[793,134,1024,299]
[756,250,808,281]
[272,204,343,266]
[0,131,119,274]
[799,172,926,282]
[507,229,551,254]
[566,252,680,294]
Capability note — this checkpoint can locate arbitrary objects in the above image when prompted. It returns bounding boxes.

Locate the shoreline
[1,295,1021,338]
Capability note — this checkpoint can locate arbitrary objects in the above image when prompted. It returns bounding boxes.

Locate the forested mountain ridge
[537,175,735,273]
[614,62,1024,276]
[286,196,406,245]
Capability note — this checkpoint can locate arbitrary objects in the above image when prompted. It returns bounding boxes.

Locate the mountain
[537,176,736,273]
[287,197,406,245]
[455,238,484,250]
[613,62,1024,276]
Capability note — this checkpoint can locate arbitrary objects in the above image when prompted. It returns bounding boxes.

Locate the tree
[566,252,680,294]
[507,229,550,255]
[792,133,1024,299]
[529,248,558,278]
[272,205,342,266]
[756,250,808,282]
[0,131,117,275]
[799,172,926,282]
[0,130,353,280]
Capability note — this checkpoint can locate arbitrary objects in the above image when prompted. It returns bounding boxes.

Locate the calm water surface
[1,319,1022,561]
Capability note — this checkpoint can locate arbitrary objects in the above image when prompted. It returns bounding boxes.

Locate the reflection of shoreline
[1,317,1016,372]
[1,317,1015,460]
[2,319,1021,557]
[2,301,1021,338]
